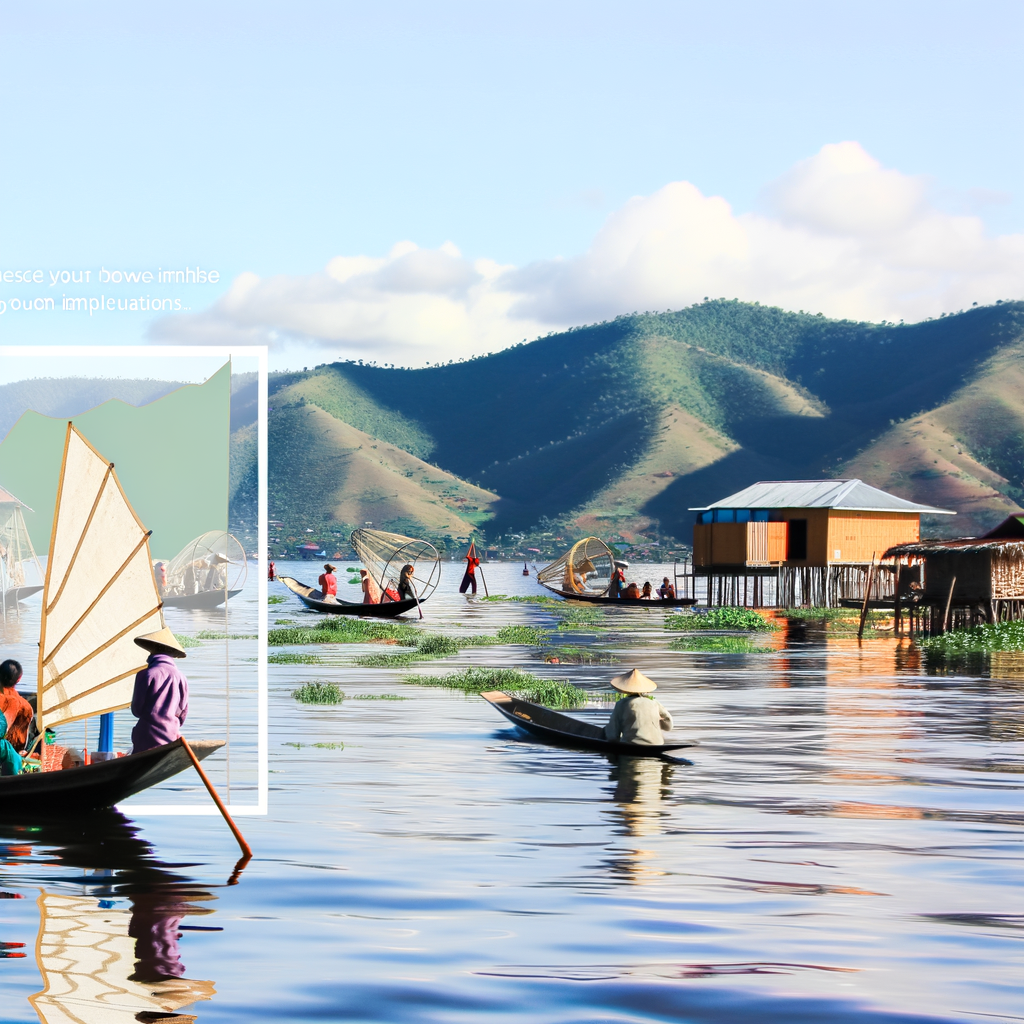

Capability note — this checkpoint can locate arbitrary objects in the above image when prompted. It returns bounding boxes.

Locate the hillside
[265,300,1024,555]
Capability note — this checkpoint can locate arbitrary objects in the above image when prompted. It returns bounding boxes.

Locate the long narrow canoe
[278,576,421,617]
[537,582,697,607]
[0,738,223,815]
[2,585,43,604]
[161,589,242,609]
[481,690,697,758]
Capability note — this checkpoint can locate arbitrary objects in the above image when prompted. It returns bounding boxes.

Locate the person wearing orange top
[0,659,33,751]
[459,544,481,595]
[318,563,338,603]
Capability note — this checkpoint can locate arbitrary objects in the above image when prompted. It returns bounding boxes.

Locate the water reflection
[0,813,216,1023]
[601,756,675,884]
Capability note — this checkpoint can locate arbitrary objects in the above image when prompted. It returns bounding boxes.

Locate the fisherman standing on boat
[398,564,416,601]
[459,543,481,595]
[130,628,189,753]
[604,669,673,745]
[318,563,338,604]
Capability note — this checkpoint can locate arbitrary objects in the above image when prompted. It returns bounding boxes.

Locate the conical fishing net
[350,528,441,601]
[536,537,615,596]
[0,493,42,595]
[158,531,248,599]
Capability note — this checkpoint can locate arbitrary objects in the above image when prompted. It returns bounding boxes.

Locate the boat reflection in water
[0,812,216,1024]
[603,756,675,884]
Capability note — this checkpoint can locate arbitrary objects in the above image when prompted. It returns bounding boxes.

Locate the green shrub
[293,681,345,704]
[666,607,777,631]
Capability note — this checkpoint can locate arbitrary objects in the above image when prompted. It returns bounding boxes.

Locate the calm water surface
[1,561,1022,1022]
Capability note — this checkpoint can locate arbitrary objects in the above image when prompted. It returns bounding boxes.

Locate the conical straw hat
[134,626,187,658]
[609,668,656,694]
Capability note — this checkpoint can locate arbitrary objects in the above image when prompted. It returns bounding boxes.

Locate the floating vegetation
[352,693,408,700]
[196,630,258,640]
[782,607,890,631]
[268,595,286,604]
[544,645,613,664]
[666,607,778,632]
[670,635,772,654]
[480,594,560,605]
[292,681,345,704]
[495,624,548,645]
[284,740,345,749]
[555,606,605,630]
[919,621,1024,656]
[269,652,324,665]
[173,633,202,648]
[404,666,605,709]
[269,617,419,646]
[354,651,424,667]
[417,633,462,656]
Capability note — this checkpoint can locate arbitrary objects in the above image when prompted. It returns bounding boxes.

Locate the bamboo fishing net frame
[350,528,442,601]
[536,537,616,596]
[160,531,248,598]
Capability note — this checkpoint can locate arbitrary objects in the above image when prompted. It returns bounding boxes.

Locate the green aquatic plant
[284,740,345,749]
[417,633,462,656]
[480,594,560,605]
[269,617,419,646]
[919,621,1024,655]
[292,681,345,704]
[354,651,424,667]
[666,607,778,632]
[545,645,613,664]
[172,633,202,648]
[555,606,605,630]
[268,595,286,605]
[196,630,257,640]
[352,693,408,700]
[495,624,548,644]
[404,666,603,709]
[669,635,772,653]
[269,652,324,665]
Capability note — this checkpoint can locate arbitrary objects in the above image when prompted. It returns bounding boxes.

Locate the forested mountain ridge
[261,300,1024,555]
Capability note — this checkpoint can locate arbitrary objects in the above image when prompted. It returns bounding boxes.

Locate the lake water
[1,560,1022,1023]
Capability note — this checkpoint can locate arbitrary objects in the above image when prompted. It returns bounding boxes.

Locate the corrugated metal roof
[690,479,955,514]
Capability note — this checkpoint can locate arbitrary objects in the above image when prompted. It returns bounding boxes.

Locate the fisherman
[130,628,189,753]
[604,669,673,745]
[459,544,481,595]
[318,563,338,603]
[657,576,675,600]
[360,568,382,604]
[608,566,625,599]
[0,659,32,774]
[398,564,417,601]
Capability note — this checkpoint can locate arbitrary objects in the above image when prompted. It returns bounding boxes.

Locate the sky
[1,0,1022,370]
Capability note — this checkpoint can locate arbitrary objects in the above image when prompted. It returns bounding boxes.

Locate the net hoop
[350,528,442,601]
[536,537,615,597]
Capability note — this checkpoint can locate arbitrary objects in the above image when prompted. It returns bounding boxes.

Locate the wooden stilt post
[858,556,877,640]
[942,577,957,633]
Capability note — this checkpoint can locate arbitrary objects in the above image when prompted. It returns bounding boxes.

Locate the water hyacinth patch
[495,624,548,645]
[404,666,604,709]
[173,633,202,648]
[354,651,424,668]
[667,607,778,631]
[268,595,286,604]
[269,652,324,665]
[919,621,1024,655]
[555,606,605,630]
[670,635,772,653]
[293,681,345,704]
[480,595,561,605]
[270,617,419,646]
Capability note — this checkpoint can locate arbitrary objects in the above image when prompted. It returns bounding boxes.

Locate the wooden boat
[2,423,225,811]
[481,690,697,758]
[161,588,242,609]
[278,575,420,617]
[3,584,43,604]
[0,738,223,815]
[536,536,696,606]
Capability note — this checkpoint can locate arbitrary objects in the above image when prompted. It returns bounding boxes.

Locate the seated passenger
[360,568,382,604]
[657,577,675,600]
[622,582,640,599]
[608,568,625,599]
[641,581,653,600]
[604,669,673,746]
[318,563,338,603]
[0,659,33,755]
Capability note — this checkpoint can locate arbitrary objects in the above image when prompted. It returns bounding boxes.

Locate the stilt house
[884,514,1024,626]
[690,479,954,607]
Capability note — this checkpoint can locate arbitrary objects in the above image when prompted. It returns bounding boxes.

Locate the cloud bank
[152,142,1024,366]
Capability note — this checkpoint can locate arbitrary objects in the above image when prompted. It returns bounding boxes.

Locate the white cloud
[151,142,1024,367]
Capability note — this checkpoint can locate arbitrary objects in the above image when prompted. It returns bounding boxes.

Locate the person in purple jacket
[130,627,189,753]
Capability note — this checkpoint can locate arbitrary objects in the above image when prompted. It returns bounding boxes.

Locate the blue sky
[2,1,1022,368]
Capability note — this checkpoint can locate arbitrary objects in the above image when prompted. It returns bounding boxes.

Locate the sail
[37,425,165,730]
[29,892,215,1024]
[350,528,441,599]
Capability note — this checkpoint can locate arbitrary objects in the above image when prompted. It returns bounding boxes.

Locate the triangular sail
[38,424,164,730]
[350,528,442,599]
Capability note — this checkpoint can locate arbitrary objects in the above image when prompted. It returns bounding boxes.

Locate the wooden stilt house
[690,479,954,607]
[884,514,1024,628]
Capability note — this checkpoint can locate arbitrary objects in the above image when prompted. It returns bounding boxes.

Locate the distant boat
[279,528,441,618]
[0,485,44,608]
[536,537,695,606]
[0,424,223,812]
[157,531,247,609]
[522,562,530,576]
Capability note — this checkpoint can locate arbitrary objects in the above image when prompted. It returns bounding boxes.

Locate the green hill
[264,300,1024,554]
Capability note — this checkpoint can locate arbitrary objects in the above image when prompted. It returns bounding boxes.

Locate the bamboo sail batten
[37,425,165,730]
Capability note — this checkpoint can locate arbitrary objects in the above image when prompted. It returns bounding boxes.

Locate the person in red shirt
[268,560,276,581]
[459,542,481,595]
[318,563,338,603]
[0,659,33,753]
